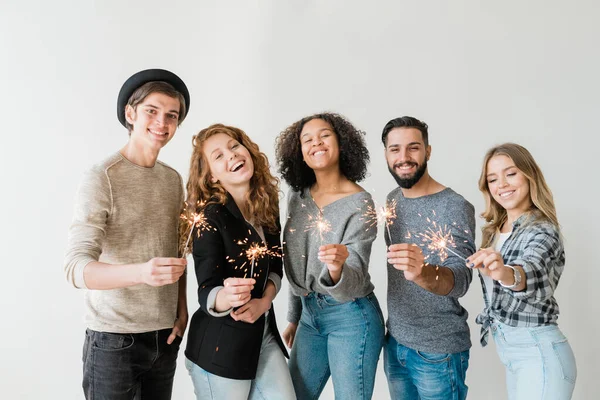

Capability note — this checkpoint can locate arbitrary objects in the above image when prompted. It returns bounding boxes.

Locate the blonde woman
[467,143,576,399]
[180,124,295,399]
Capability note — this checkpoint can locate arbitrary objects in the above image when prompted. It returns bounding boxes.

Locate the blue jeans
[289,292,385,400]
[82,328,181,400]
[185,321,295,399]
[491,322,576,400]
[384,334,469,400]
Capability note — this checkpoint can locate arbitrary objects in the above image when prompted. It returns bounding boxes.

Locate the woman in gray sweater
[275,113,385,400]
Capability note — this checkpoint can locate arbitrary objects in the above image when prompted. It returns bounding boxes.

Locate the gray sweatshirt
[386,187,475,354]
[64,153,183,333]
[283,189,377,323]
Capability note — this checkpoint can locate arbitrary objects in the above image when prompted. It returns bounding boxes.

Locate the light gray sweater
[283,189,377,323]
[386,187,475,354]
[64,153,183,333]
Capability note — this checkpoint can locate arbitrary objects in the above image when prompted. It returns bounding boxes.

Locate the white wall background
[1,1,598,399]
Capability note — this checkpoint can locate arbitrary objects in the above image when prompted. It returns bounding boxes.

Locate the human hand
[231,297,271,323]
[467,249,512,283]
[387,243,425,281]
[167,313,188,344]
[318,244,349,274]
[216,277,255,310]
[282,322,298,348]
[139,257,187,287]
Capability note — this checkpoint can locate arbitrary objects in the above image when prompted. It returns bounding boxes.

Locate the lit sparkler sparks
[360,199,397,242]
[415,224,467,262]
[304,211,332,244]
[246,243,268,279]
[181,201,214,255]
[241,242,282,278]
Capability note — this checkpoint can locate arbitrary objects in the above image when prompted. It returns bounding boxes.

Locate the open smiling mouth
[148,129,168,137]
[230,160,245,172]
[394,163,417,172]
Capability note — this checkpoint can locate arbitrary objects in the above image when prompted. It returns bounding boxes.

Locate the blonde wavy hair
[479,143,559,248]
[179,124,280,254]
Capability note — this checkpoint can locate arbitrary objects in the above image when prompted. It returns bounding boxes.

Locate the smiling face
[299,118,340,172]
[385,127,430,188]
[202,132,254,192]
[125,92,181,152]
[486,154,532,219]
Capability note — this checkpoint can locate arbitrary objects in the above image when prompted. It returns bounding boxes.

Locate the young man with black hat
[65,69,191,399]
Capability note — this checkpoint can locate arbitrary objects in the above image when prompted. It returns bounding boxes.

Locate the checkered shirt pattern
[476,214,565,346]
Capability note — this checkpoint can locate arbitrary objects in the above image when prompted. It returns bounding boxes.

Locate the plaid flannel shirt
[475,214,565,346]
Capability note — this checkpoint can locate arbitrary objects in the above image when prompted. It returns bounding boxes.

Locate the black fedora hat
[117,68,190,128]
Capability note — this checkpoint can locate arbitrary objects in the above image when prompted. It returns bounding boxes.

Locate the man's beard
[387,159,428,189]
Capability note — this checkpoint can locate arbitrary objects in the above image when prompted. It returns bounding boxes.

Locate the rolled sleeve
[441,200,476,298]
[206,286,232,317]
[192,212,231,316]
[268,272,282,295]
[511,228,563,302]
[64,167,111,289]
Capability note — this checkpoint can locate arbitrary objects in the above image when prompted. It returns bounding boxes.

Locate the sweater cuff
[207,286,232,317]
[317,265,350,301]
[268,272,281,295]
[73,259,92,289]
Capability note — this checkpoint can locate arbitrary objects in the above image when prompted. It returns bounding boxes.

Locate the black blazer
[184,195,288,380]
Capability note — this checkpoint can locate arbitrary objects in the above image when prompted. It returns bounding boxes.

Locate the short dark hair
[125,81,186,132]
[275,113,370,193]
[381,116,429,147]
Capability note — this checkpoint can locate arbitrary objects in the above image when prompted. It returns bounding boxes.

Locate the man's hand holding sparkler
[387,243,456,295]
[467,248,526,291]
[318,244,349,284]
[139,257,187,287]
[215,277,255,312]
[387,243,425,281]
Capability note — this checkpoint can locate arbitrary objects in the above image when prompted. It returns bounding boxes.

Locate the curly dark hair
[275,113,370,192]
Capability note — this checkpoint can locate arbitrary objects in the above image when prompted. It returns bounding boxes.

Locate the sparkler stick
[245,243,267,278]
[180,201,214,256]
[416,224,467,262]
[360,199,397,245]
[304,210,332,245]
[241,242,282,279]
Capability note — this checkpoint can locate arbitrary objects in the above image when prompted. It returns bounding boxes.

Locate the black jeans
[82,328,182,400]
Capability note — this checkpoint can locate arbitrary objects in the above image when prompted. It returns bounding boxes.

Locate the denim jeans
[289,292,385,400]
[491,322,577,400]
[82,328,181,400]
[384,333,469,400]
[185,320,295,399]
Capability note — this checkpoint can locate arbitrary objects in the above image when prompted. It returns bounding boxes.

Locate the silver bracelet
[499,264,521,289]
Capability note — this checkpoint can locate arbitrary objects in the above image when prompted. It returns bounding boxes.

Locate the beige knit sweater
[64,153,184,333]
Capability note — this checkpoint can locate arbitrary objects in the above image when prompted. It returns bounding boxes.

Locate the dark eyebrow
[143,104,179,115]
[387,141,422,149]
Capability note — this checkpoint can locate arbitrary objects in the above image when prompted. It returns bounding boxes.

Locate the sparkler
[304,210,332,244]
[245,243,268,279]
[415,224,467,262]
[360,199,398,242]
[240,242,282,279]
[180,201,214,256]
